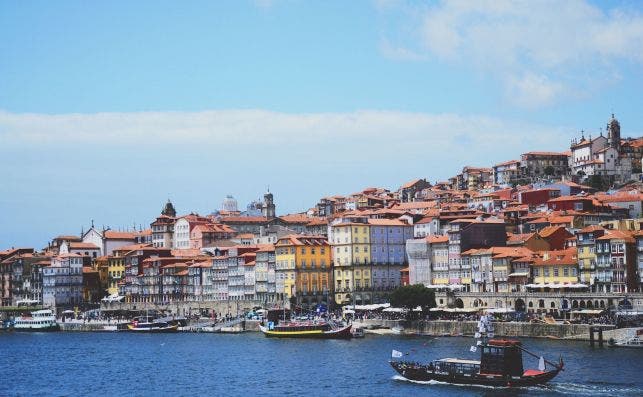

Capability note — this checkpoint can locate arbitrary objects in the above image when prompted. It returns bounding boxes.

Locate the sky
[1,0,643,248]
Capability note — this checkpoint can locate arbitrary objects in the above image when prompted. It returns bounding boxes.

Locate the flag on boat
[538,356,546,371]
[470,346,477,352]
[391,350,403,358]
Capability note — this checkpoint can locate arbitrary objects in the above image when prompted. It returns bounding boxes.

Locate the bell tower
[262,190,276,219]
[607,113,621,150]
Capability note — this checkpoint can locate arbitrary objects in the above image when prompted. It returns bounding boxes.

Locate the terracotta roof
[220,216,268,223]
[538,226,565,238]
[578,225,605,233]
[275,235,329,247]
[426,235,449,244]
[69,242,100,249]
[367,218,409,226]
[236,233,255,239]
[401,179,424,189]
[596,230,635,243]
[523,151,568,157]
[532,248,577,266]
[104,231,137,240]
[279,214,312,224]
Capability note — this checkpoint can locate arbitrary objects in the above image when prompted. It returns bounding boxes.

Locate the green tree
[543,165,555,176]
[588,174,608,191]
[389,284,436,315]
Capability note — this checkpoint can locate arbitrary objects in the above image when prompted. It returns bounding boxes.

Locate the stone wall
[354,319,615,340]
[101,300,264,316]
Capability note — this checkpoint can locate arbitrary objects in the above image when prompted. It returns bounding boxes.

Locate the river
[1,332,641,396]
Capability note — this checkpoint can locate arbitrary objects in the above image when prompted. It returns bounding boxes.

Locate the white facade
[406,238,432,285]
[413,218,440,238]
[173,218,191,249]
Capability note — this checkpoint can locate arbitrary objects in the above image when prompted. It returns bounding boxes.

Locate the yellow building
[275,235,332,307]
[106,255,125,296]
[532,248,578,285]
[330,222,371,305]
[428,236,449,285]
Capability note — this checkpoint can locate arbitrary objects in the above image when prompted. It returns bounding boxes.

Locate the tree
[543,166,555,176]
[588,174,609,191]
[389,284,436,315]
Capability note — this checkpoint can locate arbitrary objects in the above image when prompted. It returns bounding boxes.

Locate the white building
[82,226,137,256]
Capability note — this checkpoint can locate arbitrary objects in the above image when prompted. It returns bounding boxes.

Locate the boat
[259,319,352,339]
[608,329,643,348]
[126,316,179,333]
[351,327,365,338]
[389,314,563,387]
[13,309,60,331]
[391,326,404,335]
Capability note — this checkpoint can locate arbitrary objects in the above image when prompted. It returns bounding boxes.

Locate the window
[554,268,559,277]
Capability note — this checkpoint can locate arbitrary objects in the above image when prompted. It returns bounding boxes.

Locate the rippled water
[1,332,641,396]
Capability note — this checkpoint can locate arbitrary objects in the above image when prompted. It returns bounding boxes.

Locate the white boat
[351,327,365,338]
[13,309,60,331]
[391,326,404,335]
[609,336,643,348]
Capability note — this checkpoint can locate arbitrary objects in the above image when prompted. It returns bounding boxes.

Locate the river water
[1,332,641,396]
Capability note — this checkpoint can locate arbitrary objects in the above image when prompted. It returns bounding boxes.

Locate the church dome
[222,195,238,212]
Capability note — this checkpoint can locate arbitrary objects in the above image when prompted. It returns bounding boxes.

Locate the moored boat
[13,309,60,331]
[126,316,179,333]
[608,329,643,348]
[259,320,351,339]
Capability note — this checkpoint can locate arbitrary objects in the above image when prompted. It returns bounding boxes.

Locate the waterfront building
[428,236,450,286]
[369,219,413,302]
[117,244,172,301]
[275,235,331,307]
[212,254,229,301]
[161,263,189,302]
[187,260,214,301]
[635,231,643,289]
[106,254,124,296]
[331,221,371,305]
[173,214,234,249]
[576,225,606,291]
[531,248,578,286]
[595,230,637,293]
[242,252,257,301]
[254,244,276,303]
[42,253,85,310]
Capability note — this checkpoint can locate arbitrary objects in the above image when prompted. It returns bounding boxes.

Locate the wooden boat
[126,316,179,333]
[390,339,563,387]
[259,320,351,339]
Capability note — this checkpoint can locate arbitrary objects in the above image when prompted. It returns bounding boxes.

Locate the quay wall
[353,319,615,340]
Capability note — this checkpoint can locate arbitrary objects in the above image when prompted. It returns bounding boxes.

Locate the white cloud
[0,109,568,162]
[378,0,643,107]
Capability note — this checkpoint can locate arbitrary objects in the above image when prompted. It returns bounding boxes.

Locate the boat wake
[391,375,507,389]
[548,381,642,396]
[392,376,642,395]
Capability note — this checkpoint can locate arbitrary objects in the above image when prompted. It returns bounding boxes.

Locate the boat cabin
[480,339,524,376]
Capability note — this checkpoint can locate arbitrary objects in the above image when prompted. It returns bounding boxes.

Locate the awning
[382,307,406,313]
[486,307,515,314]
[570,309,603,315]
[508,272,529,277]
[429,307,479,313]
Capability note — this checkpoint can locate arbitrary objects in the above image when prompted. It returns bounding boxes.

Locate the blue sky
[1,0,643,248]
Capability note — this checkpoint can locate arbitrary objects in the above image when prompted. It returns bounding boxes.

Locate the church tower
[161,199,177,217]
[607,113,621,150]
[262,191,276,219]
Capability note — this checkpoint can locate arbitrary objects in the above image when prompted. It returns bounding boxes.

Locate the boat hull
[259,324,352,339]
[13,324,60,332]
[126,324,179,333]
[390,361,560,387]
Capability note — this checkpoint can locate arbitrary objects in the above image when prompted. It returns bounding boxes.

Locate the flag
[470,346,477,352]
[391,350,403,358]
[476,341,482,346]
[474,332,481,338]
